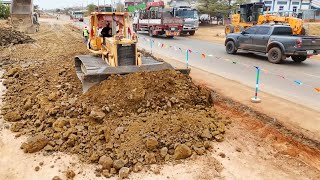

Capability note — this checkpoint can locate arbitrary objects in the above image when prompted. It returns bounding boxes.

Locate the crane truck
[133,1,183,38]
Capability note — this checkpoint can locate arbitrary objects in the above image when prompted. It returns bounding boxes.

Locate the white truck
[170,1,199,35]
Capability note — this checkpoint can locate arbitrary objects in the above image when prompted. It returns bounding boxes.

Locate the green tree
[87,4,97,13]
[197,0,246,16]
[0,0,10,19]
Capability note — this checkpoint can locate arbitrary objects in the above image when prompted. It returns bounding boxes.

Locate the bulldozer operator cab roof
[89,12,129,38]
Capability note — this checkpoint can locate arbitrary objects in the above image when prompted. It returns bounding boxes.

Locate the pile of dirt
[0,24,226,178]
[0,27,35,46]
[2,67,226,177]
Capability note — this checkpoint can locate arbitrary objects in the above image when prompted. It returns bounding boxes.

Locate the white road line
[303,73,320,79]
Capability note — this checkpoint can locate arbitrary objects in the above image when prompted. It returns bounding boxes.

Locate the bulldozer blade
[75,55,190,92]
[175,68,191,75]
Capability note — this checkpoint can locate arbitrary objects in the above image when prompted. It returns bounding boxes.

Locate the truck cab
[173,7,199,35]
[170,0,199,35]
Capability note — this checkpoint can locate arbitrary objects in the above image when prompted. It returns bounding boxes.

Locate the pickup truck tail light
[295,38,302,48]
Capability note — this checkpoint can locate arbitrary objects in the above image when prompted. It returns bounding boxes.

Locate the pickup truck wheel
[291,55,307,63]
[268,47,284,64]
[189,31,195,35]
[226,41,237,54]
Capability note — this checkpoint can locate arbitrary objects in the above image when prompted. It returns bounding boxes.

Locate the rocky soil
[0,23,226,178]
[0,27,35,46]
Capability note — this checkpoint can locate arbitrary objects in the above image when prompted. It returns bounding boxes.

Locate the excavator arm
[257,14,304,35]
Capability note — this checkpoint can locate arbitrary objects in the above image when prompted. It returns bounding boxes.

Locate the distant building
[248,0,319,12]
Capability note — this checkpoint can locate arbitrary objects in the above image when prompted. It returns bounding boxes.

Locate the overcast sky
[34,0,120,9]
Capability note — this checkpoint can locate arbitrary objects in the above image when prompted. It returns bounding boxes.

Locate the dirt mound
[81,70,212,115]
[2,67,225,177]
[0,27,35,46]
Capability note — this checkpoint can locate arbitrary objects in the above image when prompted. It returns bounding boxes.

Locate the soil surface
[188,25,225,43]
[0,18,319,180]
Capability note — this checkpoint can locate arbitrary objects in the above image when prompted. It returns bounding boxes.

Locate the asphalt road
[65,14,319,111]
[137,33,320,111]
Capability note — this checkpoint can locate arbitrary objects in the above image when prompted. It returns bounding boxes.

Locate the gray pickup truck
[225,25,320,63]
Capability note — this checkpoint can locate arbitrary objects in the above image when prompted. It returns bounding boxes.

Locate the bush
[0,4,10,19]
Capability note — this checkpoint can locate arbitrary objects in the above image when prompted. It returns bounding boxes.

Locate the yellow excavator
[75,12,189,92]
[225,2,304,35]
[11,0,39,33]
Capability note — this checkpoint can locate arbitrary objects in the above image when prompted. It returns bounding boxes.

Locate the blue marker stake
[251,66,261,103]
[186,50,189,69]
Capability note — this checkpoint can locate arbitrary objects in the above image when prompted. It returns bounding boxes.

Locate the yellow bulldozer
[225,2,304,35]
[75,12,189,92]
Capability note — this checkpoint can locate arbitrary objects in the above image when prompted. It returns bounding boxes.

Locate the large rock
[66,170,76,179]
[144,152,156,164]
[89,109,106,120]
[53,118,69,132]
[201,129,212,139]
[6,67,22,77]
[118,167,130,179]
[99,155,113,170]
[113,159,126,170]
[4,111,21,122]
[145,137,158,151]
[174,144,192,160]
[160,147,168,158]
[21,134,49,153]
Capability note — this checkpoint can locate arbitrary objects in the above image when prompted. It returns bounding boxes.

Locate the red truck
[132,1,183,38]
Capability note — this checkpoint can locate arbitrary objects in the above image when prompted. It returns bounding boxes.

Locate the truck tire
[189,31,195,35]
[234,25,244,33]
[225,25,234,35]
[291,55,307,63]
[133,25,137,32]
[226,41,237,54]
[149,28,155,37]
[268,47,285,64]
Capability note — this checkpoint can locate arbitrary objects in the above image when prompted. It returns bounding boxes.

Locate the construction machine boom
[75,12,189,92]
[225,2,304,35]
[11,0,39,33]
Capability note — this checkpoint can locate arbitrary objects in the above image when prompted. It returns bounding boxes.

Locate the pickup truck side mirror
[241,31,247,35]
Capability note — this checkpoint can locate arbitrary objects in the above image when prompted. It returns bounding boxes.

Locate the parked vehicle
[225,25,320,63]
[170,0,199,35]
[70,11,84,22]
[133,1,183,38]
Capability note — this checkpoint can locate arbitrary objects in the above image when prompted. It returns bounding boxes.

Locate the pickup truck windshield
[176,10,198,19]
[272,27,293,35]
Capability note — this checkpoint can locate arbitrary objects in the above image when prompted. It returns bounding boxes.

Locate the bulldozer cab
[239,3,264,23]
[88,12,131,51]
